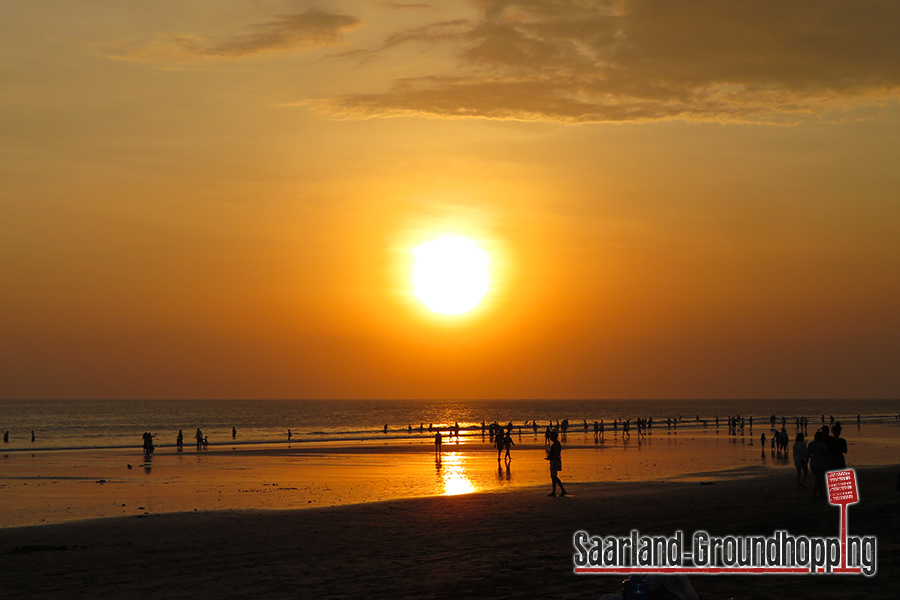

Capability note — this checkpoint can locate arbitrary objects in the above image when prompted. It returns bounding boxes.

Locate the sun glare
[413,236,489,315]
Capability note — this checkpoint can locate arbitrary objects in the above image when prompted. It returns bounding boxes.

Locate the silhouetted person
[232,427,237,439]
[793,433,808,490]
[807,429,829,500]
[195,428,203,448]
[829,423,847,469]
[31,430,35,442]
[287,429,292,441]
[503,431,515,460]
[3,431,7,443]
[434,430,442,454]
[383,424,388,434]
[547,430,567,497]
[176,430,183,449]
[142,431,156,454]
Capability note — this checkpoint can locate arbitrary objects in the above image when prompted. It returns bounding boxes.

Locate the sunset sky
[2,0,899,400]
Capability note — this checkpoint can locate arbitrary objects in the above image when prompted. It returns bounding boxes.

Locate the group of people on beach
[431,419,569,496]
[141,431,156,455]
[428,412,863,499]
[2,430,36,442]
[791,423,848,500]
[147,428,209,452]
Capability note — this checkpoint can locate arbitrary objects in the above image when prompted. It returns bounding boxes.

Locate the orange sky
[2,1,899,399]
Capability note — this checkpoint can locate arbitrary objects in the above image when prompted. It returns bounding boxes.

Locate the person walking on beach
[176,430,183,449]
[502,430,515,460]
[195,428,203,449]
[434,430,442,454]
[547,430,567,497]
[792,433,809,490]
[232,427,237,439]
[3,431,7,443]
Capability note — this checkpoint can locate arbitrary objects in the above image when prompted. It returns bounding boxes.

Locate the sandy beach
[2,465,897,599]
[2,423,898,599]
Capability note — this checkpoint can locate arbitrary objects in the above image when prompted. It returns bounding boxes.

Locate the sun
[413,236,489,315]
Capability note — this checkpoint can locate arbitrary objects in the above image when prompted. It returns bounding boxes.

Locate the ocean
[1,398,896,452]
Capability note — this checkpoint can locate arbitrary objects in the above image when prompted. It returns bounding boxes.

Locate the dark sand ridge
[2,465,897,600]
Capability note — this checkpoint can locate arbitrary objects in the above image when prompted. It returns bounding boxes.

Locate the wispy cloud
[108,10,361,62]
[178,10,360,57]
[314,0,900,123]
[376,2,434,9]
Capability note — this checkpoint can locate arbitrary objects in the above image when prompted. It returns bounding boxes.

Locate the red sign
[827,469,858,505]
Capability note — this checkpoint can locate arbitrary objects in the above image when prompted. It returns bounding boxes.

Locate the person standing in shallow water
[547,430,567,497]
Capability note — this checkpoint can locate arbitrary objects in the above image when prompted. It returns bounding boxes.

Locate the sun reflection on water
[439,452,476,496]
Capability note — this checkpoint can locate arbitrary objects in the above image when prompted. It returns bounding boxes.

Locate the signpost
[826,469,859,571]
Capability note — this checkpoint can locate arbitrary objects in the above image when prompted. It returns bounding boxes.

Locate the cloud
[107,10,361,62]
[314,0,900,123]
[376,3,434,9]
[178,10,361,57]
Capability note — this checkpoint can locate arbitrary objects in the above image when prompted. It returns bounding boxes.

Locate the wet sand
[3,423,897,528]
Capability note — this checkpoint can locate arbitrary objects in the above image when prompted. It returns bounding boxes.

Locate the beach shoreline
[3,422,897,529]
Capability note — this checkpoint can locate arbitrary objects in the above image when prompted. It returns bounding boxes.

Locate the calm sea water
[0,398,896,452]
